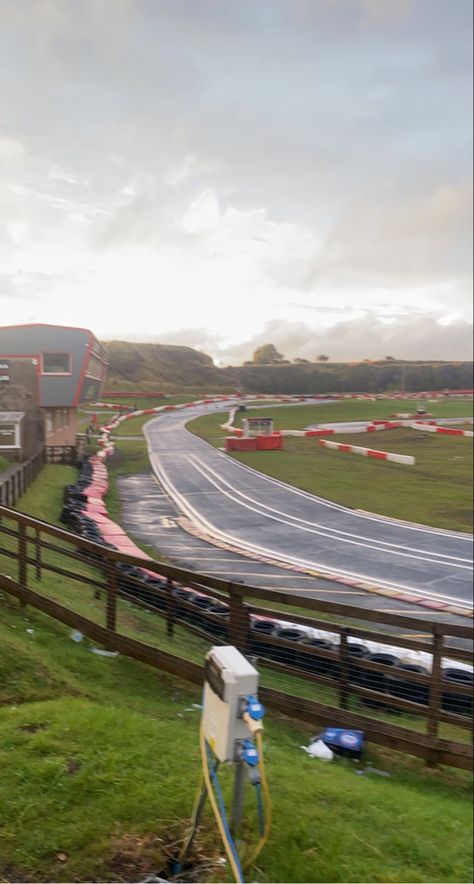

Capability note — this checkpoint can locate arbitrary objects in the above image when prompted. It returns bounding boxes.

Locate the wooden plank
[229,585,250,654]
[339,629,349,709]
[106,559,117,633]
[428,629,443,740]
[165,578,175,638]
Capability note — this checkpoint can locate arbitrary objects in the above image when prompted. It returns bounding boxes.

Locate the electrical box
[202,646,259,762]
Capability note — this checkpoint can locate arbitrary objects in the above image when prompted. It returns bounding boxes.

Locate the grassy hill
[103,341,236,392]
[102,340,473,395]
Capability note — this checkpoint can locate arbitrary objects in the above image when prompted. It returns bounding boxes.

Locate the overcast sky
[0,0,472,363]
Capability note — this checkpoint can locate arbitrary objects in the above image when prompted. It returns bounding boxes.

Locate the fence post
[339,628,349,710]
[427,626,443,749]
[105,558,117,633]
[35,528,42,581]
[165,577,175,638]
[229,584,250,654]
[18,522,28,607]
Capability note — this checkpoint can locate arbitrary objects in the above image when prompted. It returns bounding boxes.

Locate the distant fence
[0,505,472,770]
[0,451,46,507]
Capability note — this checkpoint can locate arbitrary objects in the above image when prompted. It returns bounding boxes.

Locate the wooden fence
[0,504,472,770]
[0,450,46,507]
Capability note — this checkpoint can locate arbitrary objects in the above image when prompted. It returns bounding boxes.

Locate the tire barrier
[318,438,416,465]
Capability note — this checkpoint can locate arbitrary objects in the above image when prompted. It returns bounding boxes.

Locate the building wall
[44,408,78,447]
[0,358,45,461]
[0,324,108,407]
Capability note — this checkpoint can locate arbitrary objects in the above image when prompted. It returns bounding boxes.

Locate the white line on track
[186,454,472,571]
[192,426,473,542]
[146,443,472,608]
[187,455,472,568]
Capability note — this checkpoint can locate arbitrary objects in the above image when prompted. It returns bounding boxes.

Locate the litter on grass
[70,631,84,642]
[301,739,334,761]
[89,647,119,657]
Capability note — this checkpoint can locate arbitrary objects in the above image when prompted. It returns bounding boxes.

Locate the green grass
[233,398,474,430]
[0,597,472,884]
[111,413,160,436]
[0,454,9,472]
[189,414,473,533]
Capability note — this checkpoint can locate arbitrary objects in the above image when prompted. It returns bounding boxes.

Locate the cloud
[214,315,474,363]
[0,0,471,345]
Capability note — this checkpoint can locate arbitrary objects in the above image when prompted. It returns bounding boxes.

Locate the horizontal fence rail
[0,503,472,770]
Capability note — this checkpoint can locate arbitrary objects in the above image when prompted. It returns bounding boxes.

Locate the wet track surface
[118,471,470,634]
[141,406,473,608]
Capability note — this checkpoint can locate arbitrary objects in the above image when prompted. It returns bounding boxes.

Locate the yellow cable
[245,730,272,868]
[199,722,244,884]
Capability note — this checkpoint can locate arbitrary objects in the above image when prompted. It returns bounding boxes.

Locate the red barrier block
[226,437,258,451]
[367,449,387,459]
[339,444,352,453]
[256,435,283,450]
[305,428,335,436]
[438,427,464,435]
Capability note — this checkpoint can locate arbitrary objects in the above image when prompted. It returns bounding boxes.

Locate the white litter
[301,739,334,761]
[26,628,35,635]
[89,647,119,657]
[70,631,84,643]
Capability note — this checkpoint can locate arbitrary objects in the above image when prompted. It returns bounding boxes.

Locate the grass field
[1,596,472,883]
[189,407,473,533]
[232,398,474,430]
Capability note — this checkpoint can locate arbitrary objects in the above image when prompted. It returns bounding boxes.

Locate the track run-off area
[139,400,473,614]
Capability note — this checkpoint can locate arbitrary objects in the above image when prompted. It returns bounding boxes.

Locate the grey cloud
[216,316,474,364]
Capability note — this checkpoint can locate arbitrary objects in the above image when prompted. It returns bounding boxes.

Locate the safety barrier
[0,499,472,770]
[318,439,416,465]
[410,422,474,438]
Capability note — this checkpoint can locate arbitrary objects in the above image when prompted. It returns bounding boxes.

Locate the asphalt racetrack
[143,404,473,610]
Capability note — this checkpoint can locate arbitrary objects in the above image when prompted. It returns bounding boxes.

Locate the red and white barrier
[410,422,473,438]
[318,439,415,465]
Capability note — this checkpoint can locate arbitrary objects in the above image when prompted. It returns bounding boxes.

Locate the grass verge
[1,596,473,884]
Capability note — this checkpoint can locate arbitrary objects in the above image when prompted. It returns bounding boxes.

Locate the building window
[0,413,24,448]
[41,353,71,374]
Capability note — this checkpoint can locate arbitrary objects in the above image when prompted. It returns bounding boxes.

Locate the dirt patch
[105,831,224,883]
[19,723,48,734]
[106,833,167,881]
[65,759,82,775]
[0,864,32,883]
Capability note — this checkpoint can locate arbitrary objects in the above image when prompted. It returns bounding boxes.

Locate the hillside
[103,340,236,391]
[103,340,473,395]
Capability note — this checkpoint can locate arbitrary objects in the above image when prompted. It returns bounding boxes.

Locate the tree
[293,357,309,364]
[252,344,285,365]
[317,354,330,362]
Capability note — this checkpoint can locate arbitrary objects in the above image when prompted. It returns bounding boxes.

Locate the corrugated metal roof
[0,412,25,422]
